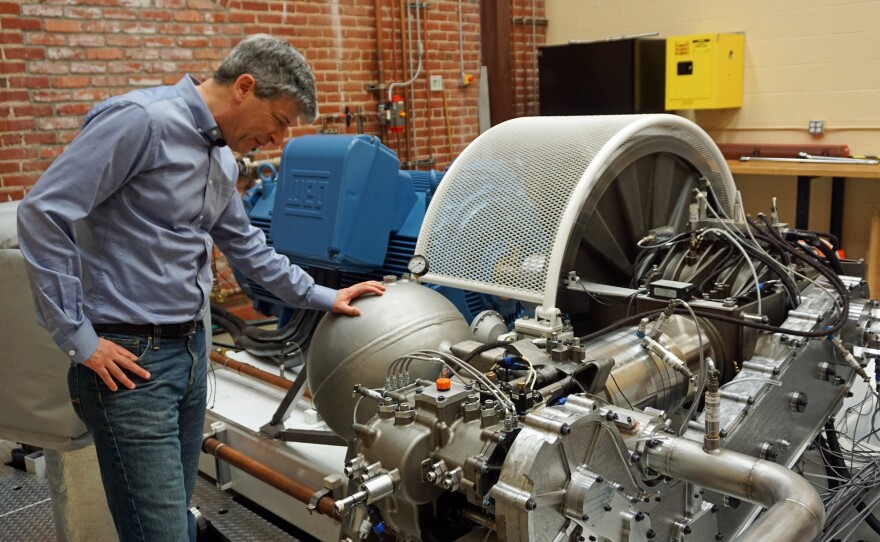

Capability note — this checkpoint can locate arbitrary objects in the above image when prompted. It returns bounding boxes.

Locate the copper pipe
[209,351,313,400]
[202,437,338,518]
[209,351,292,390]
[442,88,454,161]
[374,0,385,87]
[420,2,433,166]
[398,0,412,164]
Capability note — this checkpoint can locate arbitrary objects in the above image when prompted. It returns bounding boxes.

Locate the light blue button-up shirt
[17,76,336,363]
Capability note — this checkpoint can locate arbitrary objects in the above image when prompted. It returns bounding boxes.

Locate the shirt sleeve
[16,101,157,363]
[209,191,337,313]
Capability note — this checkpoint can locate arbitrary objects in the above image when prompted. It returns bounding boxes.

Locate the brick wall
[0,0,544,201]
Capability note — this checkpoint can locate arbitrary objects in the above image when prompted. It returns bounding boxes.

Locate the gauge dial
[407,254,429,277]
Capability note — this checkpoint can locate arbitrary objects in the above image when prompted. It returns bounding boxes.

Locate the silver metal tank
[307,278,474,441]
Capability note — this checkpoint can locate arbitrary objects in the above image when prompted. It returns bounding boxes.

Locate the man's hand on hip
[332,281,386,316]
[82,337,152,391]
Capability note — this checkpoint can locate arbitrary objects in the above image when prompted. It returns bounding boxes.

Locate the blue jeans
[68,326,207,542]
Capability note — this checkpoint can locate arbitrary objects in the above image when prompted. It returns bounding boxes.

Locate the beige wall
[544,0,880,261]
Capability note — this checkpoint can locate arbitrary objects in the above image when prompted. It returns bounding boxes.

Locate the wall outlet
[808,120,824,136]
[429,75,443,92]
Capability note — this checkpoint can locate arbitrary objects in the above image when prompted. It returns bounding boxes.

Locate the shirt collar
[176,75,227,148]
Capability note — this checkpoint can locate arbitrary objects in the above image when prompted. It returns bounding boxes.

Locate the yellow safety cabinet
[665,32,744,110]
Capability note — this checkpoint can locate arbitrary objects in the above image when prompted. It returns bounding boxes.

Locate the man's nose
[268,126,286,146]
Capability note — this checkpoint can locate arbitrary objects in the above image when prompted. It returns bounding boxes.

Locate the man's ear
[232,74,256,103]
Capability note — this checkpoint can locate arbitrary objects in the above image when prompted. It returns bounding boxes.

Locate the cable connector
[648,303,676,341]
[828,335,870,382]
[642,336,695,382]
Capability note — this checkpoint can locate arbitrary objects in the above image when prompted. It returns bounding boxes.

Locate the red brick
[68,34,105,47]
[0,176,38,189]
[33,90,72,102]
[0,61,25,74]
[12,104,53,117]
[2,18,41,30]
[38,116,81,130]
[66,6,103,19]
[26,33,65,46]
[104,8,139,20]
[0,162,21,174]
[0,188,28,201]
[23,132,58,145]
[71,89,108,101]
[43,19,83,32]
[0,90,29,102]
[107,35,143,47]
[0,2,20,14]
[86,48,124,60]
[0,119,35,131]
[71,62,108,74]
[173,11,202,22]
[51,76,92,88]
[0,32,23,44]
[141,10,174,21]
[3,47,46,60]
[0,147,38,161]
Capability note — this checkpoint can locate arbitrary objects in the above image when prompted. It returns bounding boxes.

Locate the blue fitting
[373,522,385,534]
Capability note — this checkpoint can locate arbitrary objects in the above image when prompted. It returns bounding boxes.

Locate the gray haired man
[17,35,383,541]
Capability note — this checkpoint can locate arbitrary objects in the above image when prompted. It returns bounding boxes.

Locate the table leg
[796,176,812,230]
[830,176,846,245]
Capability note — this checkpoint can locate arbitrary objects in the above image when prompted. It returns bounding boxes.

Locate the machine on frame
[201,115,880,542]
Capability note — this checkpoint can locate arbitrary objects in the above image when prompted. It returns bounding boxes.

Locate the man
[17,35,384,541]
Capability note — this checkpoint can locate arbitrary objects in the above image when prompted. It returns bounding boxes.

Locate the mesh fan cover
[416,115,731,305]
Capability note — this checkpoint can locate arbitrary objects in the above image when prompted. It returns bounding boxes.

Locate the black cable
[462,341,510,364]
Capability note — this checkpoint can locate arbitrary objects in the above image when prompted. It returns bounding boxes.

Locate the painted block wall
[544,0,880,260]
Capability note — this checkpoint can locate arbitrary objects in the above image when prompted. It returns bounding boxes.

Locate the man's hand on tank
[332,281,386,316]
[82,337,152,391]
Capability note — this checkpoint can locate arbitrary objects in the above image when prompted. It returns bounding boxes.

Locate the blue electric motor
[238,134,518,326]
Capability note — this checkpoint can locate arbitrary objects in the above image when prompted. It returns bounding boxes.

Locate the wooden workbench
[725,159,880,242]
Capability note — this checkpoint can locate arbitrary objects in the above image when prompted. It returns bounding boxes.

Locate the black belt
[93,321,199,338]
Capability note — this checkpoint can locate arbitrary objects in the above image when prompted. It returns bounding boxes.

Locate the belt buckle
[184,321,197,336]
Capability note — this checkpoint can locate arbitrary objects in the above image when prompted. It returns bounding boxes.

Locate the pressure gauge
[407,254,429,277]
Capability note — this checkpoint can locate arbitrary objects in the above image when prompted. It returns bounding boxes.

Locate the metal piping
[202,437,338,518]
[208,351,294,392]
[645,437,824,542]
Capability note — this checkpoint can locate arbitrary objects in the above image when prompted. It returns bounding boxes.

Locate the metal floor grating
[0,440,314,542]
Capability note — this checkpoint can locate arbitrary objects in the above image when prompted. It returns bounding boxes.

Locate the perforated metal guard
[416,114,734,306]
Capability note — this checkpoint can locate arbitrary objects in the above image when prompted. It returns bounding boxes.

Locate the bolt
[716,534,724,541]
[635,512,645,522]
[711,504,719,513]
[684,525,692,535]
[603,504,612,512]
[560,423,571,435]
[589,537,596,542]
[525,498,537,511]
[481,464,489,473]
[596,476,604,483]
[719,429,728,439]
[438,395,445,402]
[482,498,492,508]
[630,452,641,463]
[646,530,656,539]
[581,514,589,521]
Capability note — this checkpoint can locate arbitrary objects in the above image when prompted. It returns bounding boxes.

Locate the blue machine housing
[238,134,519,325]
